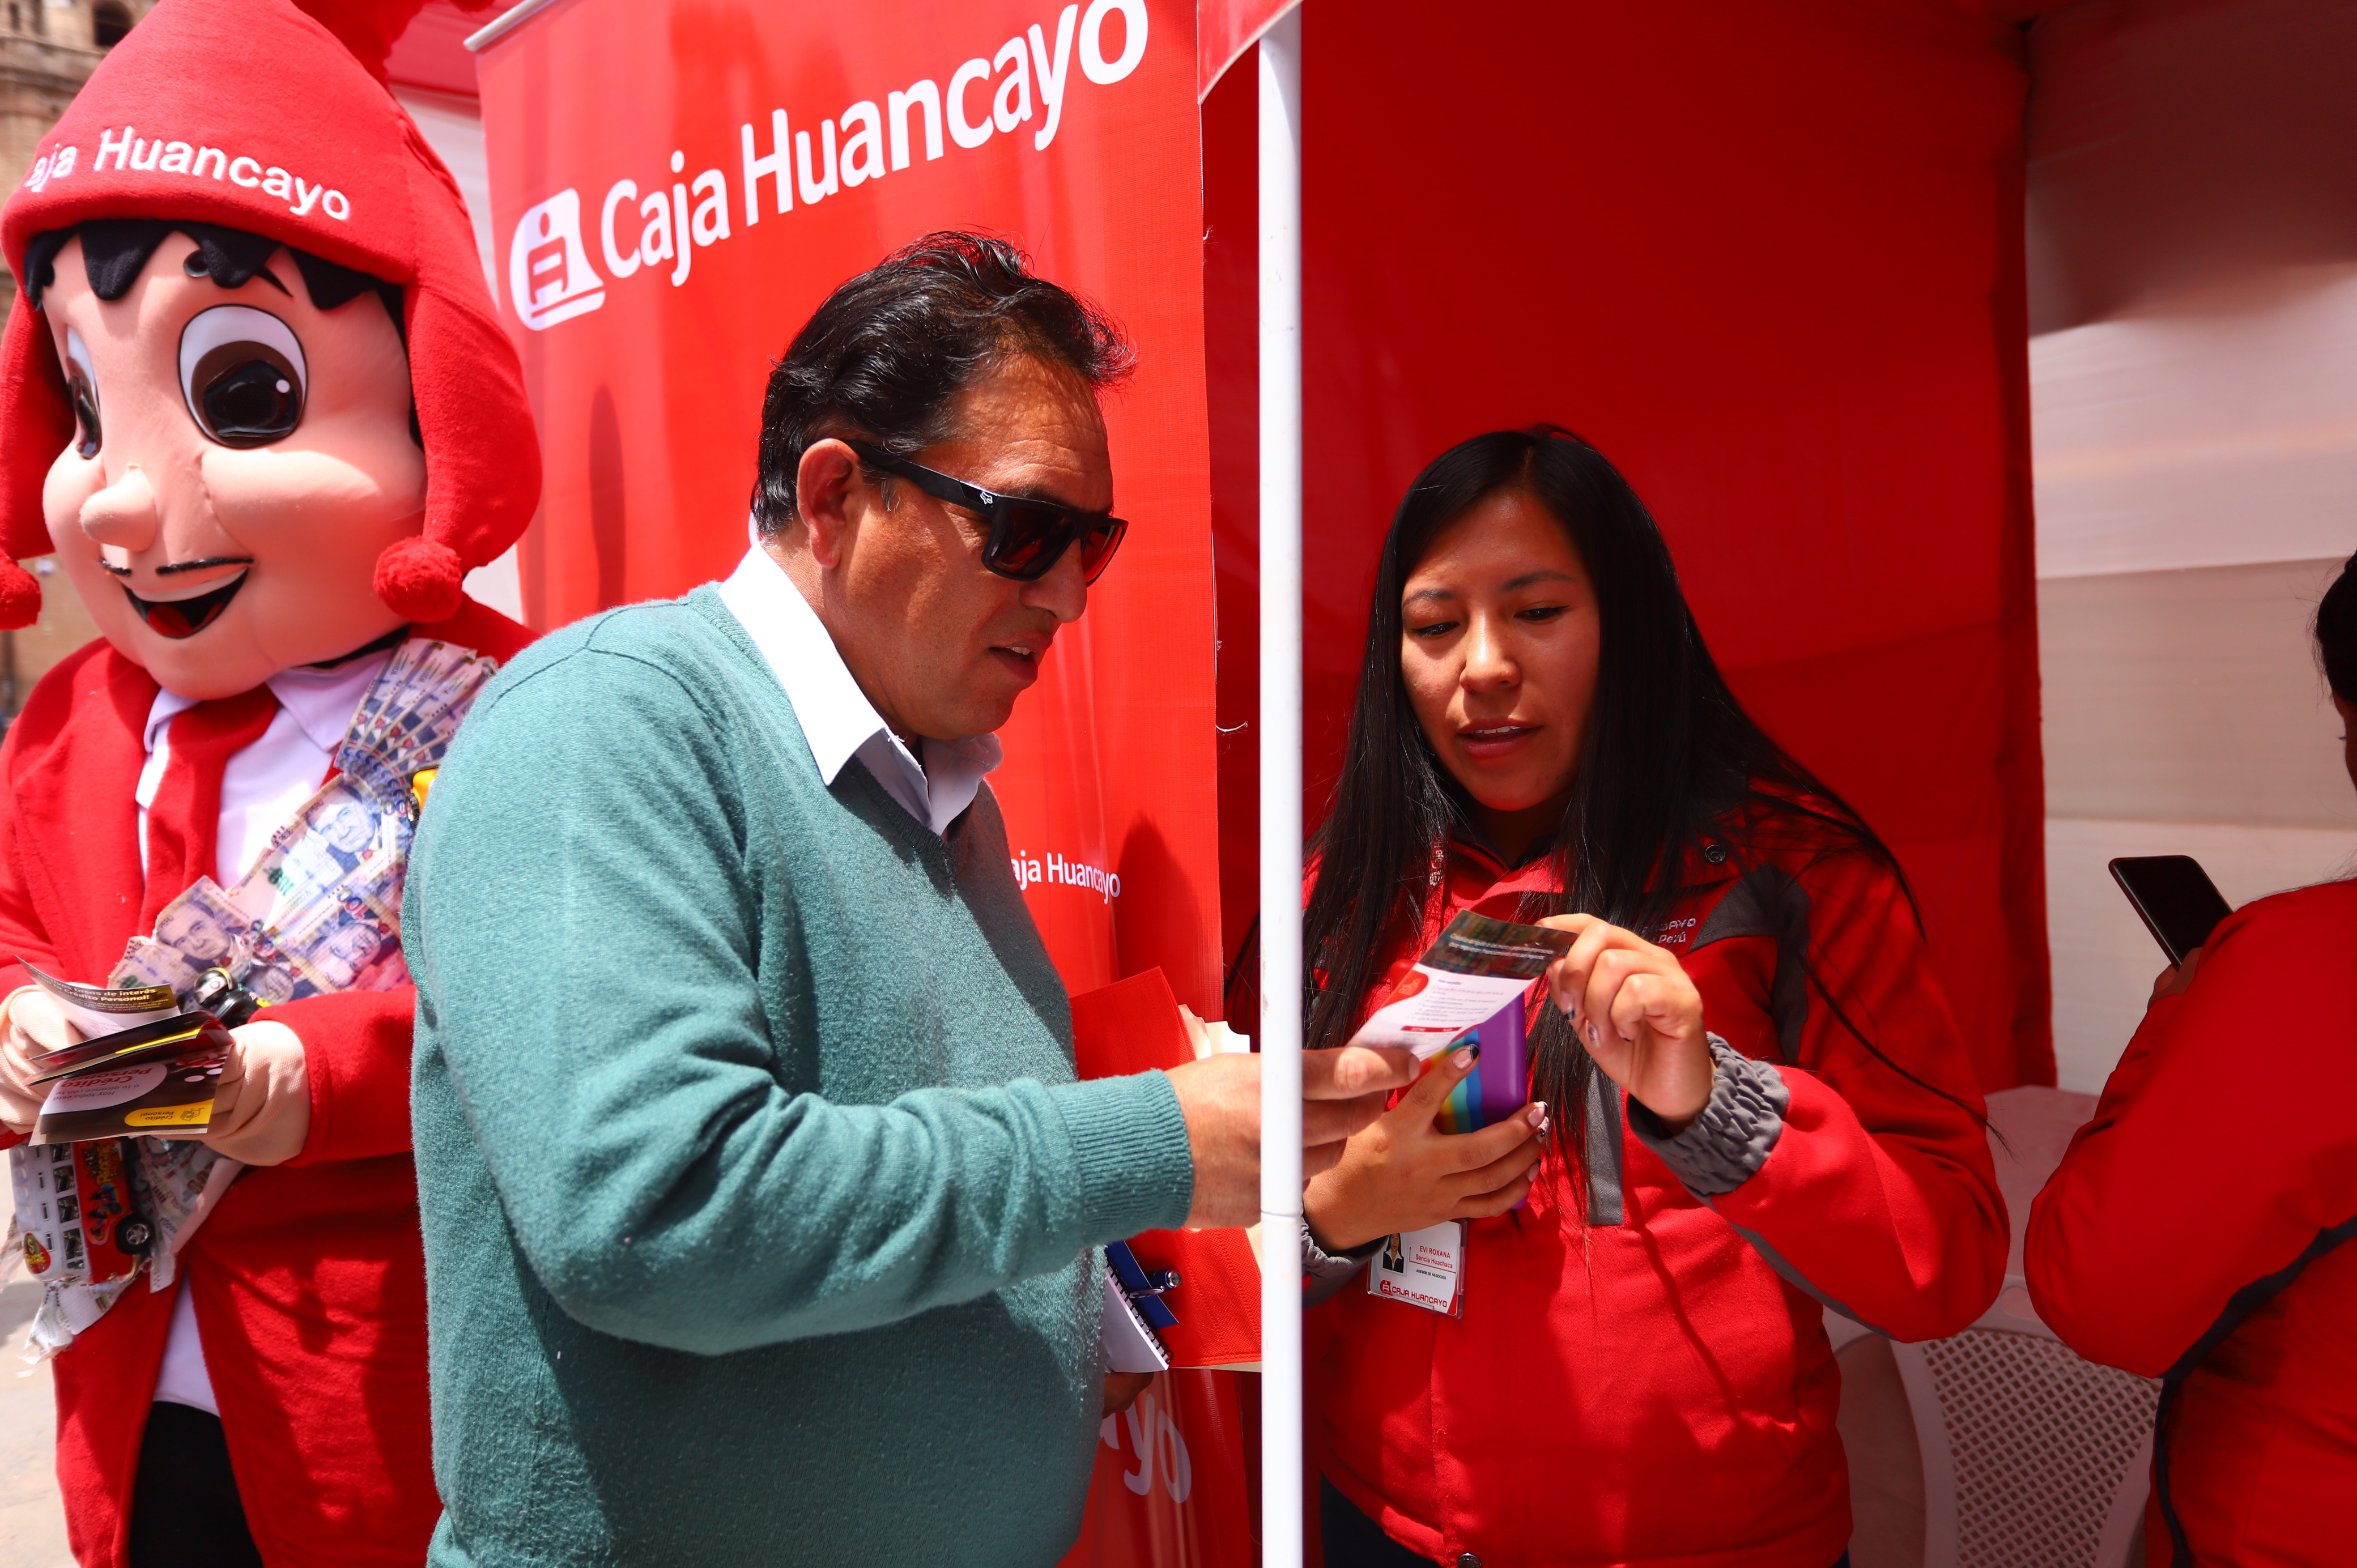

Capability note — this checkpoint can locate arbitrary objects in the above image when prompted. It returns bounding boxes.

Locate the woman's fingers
[1582,947,1648,1043]
[1432,1101,1545,1174]
[1394,1045,1482,1125]
[1453,1165,1537,1220]
[1542,914,1671,1022]
[1537,914,1592,1012]
[1449,1128,1543,1195]
[1602,969,1714,1125]
[1553,932,1714,1124]
[1610,969,1708,1062]
[1559,919,1621,1018]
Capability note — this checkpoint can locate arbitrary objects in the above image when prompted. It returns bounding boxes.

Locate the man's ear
[795,438,862,570]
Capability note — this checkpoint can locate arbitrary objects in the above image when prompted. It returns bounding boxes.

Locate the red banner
[475,0,1224,1015]
[1067,1371,1255,1566]
[475,2,1241,1561]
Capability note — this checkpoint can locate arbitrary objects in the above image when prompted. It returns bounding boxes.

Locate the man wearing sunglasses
[401,231,1413,1567]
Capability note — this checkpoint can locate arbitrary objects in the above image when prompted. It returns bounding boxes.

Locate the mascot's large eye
[63,327,101,459]
[178,305,307,448]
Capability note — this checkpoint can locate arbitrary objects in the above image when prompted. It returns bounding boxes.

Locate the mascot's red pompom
[0,1,535,1562]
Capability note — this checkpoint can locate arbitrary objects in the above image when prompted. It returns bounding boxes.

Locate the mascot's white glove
[200,1021,310,1166]
[1,985,79,1135]
[0,986,309,1163]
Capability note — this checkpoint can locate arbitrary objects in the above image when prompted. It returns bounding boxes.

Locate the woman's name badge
[1368,1220,1465,1316]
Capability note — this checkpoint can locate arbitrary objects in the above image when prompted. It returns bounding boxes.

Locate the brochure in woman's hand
[1347,912,1568,1140]
[1345,913,1572,1058]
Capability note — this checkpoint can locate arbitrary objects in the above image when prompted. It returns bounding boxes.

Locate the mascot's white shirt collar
[137,647,396,888]
[716,530,999,838]
[143,651,393,758]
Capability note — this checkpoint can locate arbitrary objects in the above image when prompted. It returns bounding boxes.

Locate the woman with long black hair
[1296,427,2007,1568]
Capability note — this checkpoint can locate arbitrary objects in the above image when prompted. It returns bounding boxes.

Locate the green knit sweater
[404,587,1195,1567]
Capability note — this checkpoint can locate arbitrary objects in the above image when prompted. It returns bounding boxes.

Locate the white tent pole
[1257,9,1305,1568]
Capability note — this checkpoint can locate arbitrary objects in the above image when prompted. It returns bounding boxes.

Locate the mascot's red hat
[0,0,534,630]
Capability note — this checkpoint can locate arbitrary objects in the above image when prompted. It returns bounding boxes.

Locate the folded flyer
[1346,912,1573,1139]
[1347,911,1572,1060]
[11,962,232,1144]
[24,1009,223,1085]
[32,1026,230,1144]
[20,962,179,1038]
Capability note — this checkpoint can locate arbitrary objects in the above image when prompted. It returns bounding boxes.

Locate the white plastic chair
[1831,1086,2159,1568]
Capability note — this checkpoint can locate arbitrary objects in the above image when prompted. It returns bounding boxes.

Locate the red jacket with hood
[1308,801,2008,1568]
[0,599,530,1568]
[2027,880,2357,1568]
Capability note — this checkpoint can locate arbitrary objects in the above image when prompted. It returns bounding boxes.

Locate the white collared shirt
[138,646,393,888]
[716,540,1001,836]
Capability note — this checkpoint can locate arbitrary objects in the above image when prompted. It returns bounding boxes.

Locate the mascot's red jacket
[0,601,529,1566]
[2030,880,2357,1568]
[1309,800,2008,1568]
[0,0,537,1562]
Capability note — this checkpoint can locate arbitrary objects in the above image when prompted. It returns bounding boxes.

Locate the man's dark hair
[750,231,1133,537]
[22,219,405,330]
[2317,549,2357,704]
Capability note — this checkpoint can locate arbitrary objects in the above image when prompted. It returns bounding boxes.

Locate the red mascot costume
[0,1,536,1563]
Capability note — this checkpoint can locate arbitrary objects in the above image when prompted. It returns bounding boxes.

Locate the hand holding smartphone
[2108,855,2233,967]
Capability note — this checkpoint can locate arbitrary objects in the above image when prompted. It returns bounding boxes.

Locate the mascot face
[40,231,426,699]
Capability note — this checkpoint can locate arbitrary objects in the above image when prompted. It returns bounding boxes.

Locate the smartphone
[2108,856,2233,966]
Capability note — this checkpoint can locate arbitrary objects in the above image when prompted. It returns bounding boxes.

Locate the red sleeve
[2026,884,2357,1377]
[1694,850,2009,1342]
[1,710,56,1158]
[0,714,64,979]
[274,986,418,1165]
[1,957,24,1156]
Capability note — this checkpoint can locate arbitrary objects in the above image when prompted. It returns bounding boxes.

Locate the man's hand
[198,1020,310,1166]
[0,986,80,1135]
[1539,913,1713,1130]
[1304,1045,1546,1252]
[1164,1045,1416,1229]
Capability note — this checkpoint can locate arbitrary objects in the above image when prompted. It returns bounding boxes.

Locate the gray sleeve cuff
[1299,1221,1380,1308]
[1624,1036,1788,1198]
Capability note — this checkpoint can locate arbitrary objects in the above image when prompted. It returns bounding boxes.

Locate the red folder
[1069,969,1262,1369]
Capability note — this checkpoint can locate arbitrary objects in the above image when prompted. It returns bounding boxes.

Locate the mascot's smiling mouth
[122,569,248,639]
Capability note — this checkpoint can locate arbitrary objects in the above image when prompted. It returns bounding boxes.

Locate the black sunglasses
[845,440,1128,585]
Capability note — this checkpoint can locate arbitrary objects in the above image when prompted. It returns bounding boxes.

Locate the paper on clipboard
[1101,1242,1177,1373]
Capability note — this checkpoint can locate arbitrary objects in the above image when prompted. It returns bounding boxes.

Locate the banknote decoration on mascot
[0,0,538,1560]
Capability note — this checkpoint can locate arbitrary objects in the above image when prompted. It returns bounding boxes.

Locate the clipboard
[1070,968,1262,1370]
